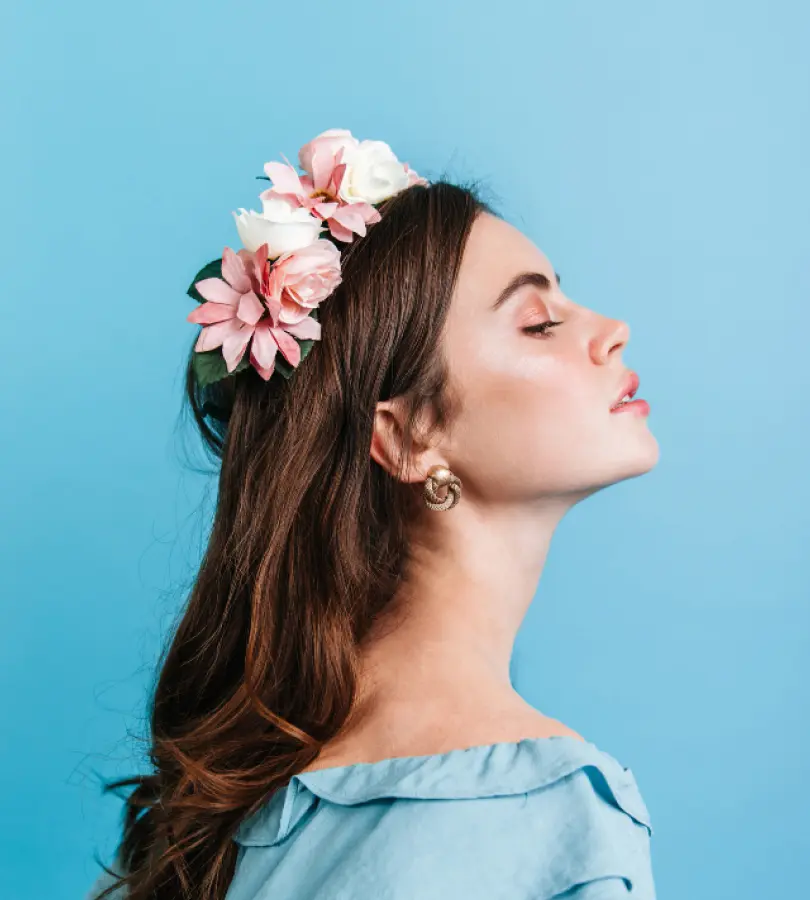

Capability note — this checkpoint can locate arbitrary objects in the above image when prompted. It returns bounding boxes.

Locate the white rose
[232,197,323,259]
[338,140,411,205]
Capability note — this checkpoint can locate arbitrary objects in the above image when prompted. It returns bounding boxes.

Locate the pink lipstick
[610,371,650,415]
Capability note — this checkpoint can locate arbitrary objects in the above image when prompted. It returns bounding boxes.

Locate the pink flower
[298,128,358,176]
[260,130,427,244]
[405,162,428,187]
[187,245,267,373]
[248,310,321,381]
[187,242,333,381]
[266,239,342,325]
[261,155,381,244]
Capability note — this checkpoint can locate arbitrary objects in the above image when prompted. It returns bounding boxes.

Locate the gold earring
[423,464,462,511]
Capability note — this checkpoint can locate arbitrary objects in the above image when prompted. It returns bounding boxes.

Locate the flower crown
[186,128,427,387]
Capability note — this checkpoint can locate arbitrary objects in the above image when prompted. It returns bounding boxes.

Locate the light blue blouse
[87,735,656,900]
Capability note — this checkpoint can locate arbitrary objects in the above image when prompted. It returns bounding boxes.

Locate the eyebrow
[491,271,561,311]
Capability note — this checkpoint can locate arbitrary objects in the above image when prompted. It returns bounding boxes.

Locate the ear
[370,397,446,485]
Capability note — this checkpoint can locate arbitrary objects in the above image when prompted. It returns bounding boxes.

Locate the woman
[87,128,659,899]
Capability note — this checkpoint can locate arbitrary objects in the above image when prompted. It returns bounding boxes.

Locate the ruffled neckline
[234,735,652,847]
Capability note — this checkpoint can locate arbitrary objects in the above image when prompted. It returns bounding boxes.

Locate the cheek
[460,339,582,423]
[447,347,604,490]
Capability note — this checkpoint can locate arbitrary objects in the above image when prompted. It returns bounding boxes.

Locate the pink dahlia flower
[187,245,267,373]
[187,241,336,381]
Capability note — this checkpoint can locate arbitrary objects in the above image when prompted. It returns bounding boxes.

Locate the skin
[306,212,660,770]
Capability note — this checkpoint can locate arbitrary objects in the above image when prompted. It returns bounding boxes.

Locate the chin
[576,436,661,497]
[610,435,661,484]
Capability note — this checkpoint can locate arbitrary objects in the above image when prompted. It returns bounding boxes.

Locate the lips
[611,372,640,409]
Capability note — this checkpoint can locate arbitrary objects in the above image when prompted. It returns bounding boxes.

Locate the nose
[592,316,630,364]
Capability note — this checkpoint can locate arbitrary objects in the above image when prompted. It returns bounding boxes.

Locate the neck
[348,495,576,749]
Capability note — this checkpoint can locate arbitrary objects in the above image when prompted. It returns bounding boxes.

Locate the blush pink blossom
[261,155,381,244]
[266,239,343,325]
[248,311,321,381]
[187,242,332,381]
[187,244,267,373]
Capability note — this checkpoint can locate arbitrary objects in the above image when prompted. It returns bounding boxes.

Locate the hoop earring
[423,464,462,511]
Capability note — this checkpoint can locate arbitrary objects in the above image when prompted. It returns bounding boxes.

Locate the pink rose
[266,239,343,326]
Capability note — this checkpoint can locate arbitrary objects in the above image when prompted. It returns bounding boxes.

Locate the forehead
[453,213,555,309]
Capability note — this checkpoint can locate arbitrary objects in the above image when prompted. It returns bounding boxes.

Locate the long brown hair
[92,179,493,899]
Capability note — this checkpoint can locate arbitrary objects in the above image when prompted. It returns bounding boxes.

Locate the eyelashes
[523,319,564,337]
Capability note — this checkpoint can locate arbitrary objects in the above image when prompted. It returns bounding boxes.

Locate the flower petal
[236,245,267,289]
[273,239,340,275]
[259,188,306,212]
[313,200,339,219]
[299,129,358,177]
[272,327,301,368]
[237,290,265,326]
[311,146,336,192]
[195,277,241,306]
[265,295,282,323]
[251,322,279,371]
[354,202,382,225]
[331,204,367,237]
[221,247,251,293]
[283,314,322,341]
[221,322,254,372]
[259,195,322,223]
[330,162,347,195]
[233,208,323,259]
[195,318,238,352]
[263,161,305,196]
[405,163,428,186]
[187,301,237,325]
[278,296,312,324]
[250,356,275,381]
[328,219,354,243]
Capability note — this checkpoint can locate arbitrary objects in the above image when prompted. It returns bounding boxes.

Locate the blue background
[2,1,808,897]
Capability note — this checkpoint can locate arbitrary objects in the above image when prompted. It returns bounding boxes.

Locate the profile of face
[380,212,660,509]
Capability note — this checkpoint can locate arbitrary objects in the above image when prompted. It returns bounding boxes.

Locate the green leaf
[192,349,250,387]
[187,258,224,304]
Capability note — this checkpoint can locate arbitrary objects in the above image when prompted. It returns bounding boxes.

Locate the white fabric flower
[338,140,412,205]
[232,196,324,259]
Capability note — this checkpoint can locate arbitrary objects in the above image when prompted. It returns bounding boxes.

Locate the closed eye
[523,320,563,337]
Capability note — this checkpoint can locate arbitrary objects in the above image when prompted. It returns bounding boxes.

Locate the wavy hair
[91,179,493,899]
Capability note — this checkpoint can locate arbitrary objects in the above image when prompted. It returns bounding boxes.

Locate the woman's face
[439,212,659,505]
